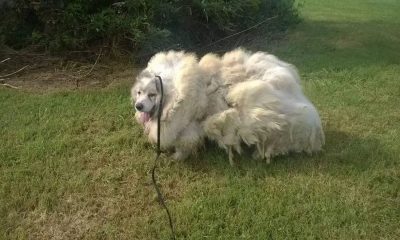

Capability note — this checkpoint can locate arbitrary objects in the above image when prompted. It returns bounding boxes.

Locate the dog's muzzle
[135,103,144,111]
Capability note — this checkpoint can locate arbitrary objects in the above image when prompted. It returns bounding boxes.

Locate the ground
[1,0,400,239]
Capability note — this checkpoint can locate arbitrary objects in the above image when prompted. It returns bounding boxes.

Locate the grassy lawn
[1,0,399,239]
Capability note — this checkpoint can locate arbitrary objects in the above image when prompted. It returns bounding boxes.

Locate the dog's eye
[148,93,156,98]
[137,91,141,95]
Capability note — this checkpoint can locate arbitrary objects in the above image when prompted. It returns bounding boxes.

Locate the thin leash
[147,16,277,237]
[151,75,177,240]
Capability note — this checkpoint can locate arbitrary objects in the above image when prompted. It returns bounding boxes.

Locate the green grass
[1,0,400,239]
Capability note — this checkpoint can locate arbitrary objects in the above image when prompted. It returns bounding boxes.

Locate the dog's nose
[135,103,144,111]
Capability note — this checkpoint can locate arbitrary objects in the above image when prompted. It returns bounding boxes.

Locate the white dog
[132,48,325,164]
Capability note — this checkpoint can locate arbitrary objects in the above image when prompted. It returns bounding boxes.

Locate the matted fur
[203,49,325,164]
[132,48,325,164]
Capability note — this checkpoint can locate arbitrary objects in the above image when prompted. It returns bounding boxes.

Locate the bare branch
[1,83,20,89]
[0,65,29,78]
[79,49,102,79]
[1,58,11,64]
[72,49,103,88]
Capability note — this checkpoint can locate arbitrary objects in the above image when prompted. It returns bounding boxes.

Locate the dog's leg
[172,147,191,161]
[228,147,235,166]
[265,154,271,164]
[257,143,263,158]
[253,143,264,160]
[262,140,266,161]
[173,122,203,161]
[265,141,274,164]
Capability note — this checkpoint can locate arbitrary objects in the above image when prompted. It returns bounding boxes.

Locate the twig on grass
[0,65,29,78]
[1,83,20,89]
[65,49,103,88]
[0,77,19,89]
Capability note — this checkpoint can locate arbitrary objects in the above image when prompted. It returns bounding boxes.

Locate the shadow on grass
[183,129,392,178]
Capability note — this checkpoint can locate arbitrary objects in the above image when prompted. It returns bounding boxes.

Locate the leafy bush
[0,0,299,57]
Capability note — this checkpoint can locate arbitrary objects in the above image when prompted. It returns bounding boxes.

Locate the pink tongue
[139,112,151,123]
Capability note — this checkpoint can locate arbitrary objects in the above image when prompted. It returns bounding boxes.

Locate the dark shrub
[0,0,299,58]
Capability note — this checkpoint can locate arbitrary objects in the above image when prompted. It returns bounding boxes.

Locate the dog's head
[131,70,163,124]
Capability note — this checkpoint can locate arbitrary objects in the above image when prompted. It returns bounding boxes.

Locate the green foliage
[0,0,299,55]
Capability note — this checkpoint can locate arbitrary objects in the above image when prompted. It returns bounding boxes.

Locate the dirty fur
[132,48,325,164]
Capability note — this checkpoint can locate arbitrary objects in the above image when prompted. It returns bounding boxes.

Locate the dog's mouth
[138,107,156,124]
[139,112,151,123]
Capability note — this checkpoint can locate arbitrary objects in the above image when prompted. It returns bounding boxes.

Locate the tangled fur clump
[132,48,325,164]
[202,49,324,164]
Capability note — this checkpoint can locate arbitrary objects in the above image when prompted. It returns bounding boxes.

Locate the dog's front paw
[228,147,236,166]
[172,150,190,161]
